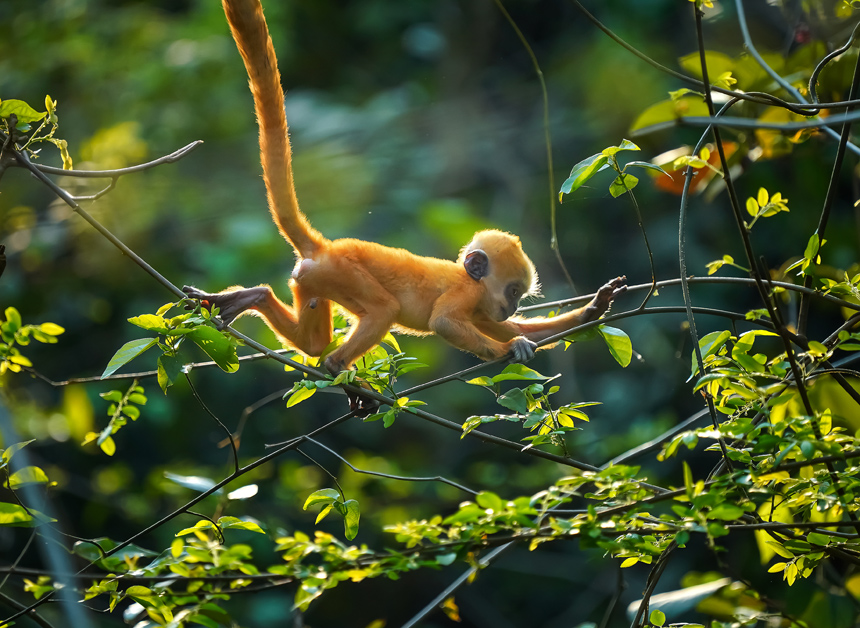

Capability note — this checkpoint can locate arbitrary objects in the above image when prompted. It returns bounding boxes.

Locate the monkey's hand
[583,275,627,322]
[182,285,266,329]
[508,336,538,363]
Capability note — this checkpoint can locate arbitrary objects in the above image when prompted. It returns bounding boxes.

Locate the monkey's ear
[464,249,489,281]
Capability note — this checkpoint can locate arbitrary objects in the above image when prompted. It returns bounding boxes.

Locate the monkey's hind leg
[323,312,395,416]
[182,283,333,357]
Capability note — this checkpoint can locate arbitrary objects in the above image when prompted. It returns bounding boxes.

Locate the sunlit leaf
[303,488,340,510]
[466,376,495,386]
[188,327,239,373]
[218,516,265,534]
[342,499,360,540]
[598,325,632,367]
[9,466,50,488]
[491,364,548,382]
[609,173,638,198]
[38,322,64,336]
[287,385,316,407]
[127,314,169,334]
[558,153,610,200]
[0,502,54,527]
[0,99,47,124]
[101,338,157,378]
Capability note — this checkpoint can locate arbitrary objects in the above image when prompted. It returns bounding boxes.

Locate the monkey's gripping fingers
[182,285,263,329]
[347,389,381,418]
[324,355,380,417]
[508,336,538,363]
[585,275,627,320]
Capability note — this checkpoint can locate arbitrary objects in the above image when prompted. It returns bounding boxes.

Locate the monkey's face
[483,276,526,321]
[461,230,540,322]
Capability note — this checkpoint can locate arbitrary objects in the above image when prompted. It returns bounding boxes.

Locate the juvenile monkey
[184,0,626,408]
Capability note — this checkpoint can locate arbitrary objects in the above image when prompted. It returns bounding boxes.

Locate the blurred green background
[3,0,860,625]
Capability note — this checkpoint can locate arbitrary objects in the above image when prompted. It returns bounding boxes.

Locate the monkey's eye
[508,285,521,300]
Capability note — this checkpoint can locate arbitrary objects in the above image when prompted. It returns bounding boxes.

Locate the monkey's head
[460,230,540,321]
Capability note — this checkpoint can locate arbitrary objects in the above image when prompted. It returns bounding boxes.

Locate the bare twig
[303,437,478,495]
[31,141,203,178]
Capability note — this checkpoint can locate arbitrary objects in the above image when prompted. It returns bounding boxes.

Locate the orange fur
[186,0,625,390]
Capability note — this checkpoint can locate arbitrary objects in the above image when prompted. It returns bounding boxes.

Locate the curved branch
[31,141,203,178]
[304,437,478,495]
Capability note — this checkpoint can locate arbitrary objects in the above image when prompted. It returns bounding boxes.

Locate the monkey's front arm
[479,276,627,350]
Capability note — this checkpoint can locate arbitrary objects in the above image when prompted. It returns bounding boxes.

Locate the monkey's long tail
[222,0,325,259]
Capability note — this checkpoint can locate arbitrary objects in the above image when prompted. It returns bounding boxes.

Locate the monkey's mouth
[498,304,516,321]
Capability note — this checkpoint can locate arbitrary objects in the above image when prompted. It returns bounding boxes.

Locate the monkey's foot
[347,389,381,418]
[182,285,266,328]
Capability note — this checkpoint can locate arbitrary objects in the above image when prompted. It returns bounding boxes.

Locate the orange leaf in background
[653,142,738,196]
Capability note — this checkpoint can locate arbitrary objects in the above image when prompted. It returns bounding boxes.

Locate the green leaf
[2,440,34,465]
[625,161,670,178]
[175,520,214,537]
[558,153,609,199]
[99,437,116,456]
[497,388,529,414]
[609,173,639,197]
[188,614,220,628]
[683,461,694,494]
[127,393,147,405]
[630,96,710,132]
[102,338,158,378]
[678,50,735,82]
[766,541,795,559]
[804,233,820,260]
[491,364,548,382]
[218,516,265,534]
[342,499,360,540]
[315,503,333,524]
[598,325,632,367]
[466,376,495,386]
[156,302,175,317]
[9,466,50,488]
[381,332,400,352]
[709,503,745,520]
[286,385,316,408]
[382,409,397,428]
[127,314,169,334]
[0,99,47,124]
[303,488,340,510]
[188,327,239,373]
[0,502,54,527]
[476,491,504,512]
[690,330,731,378]
[157,354,183,394]
[669,87,703,100]
[4,307,22,331]
[649,609,666,627]
[806,532,831,546]
[38,322,64,336]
